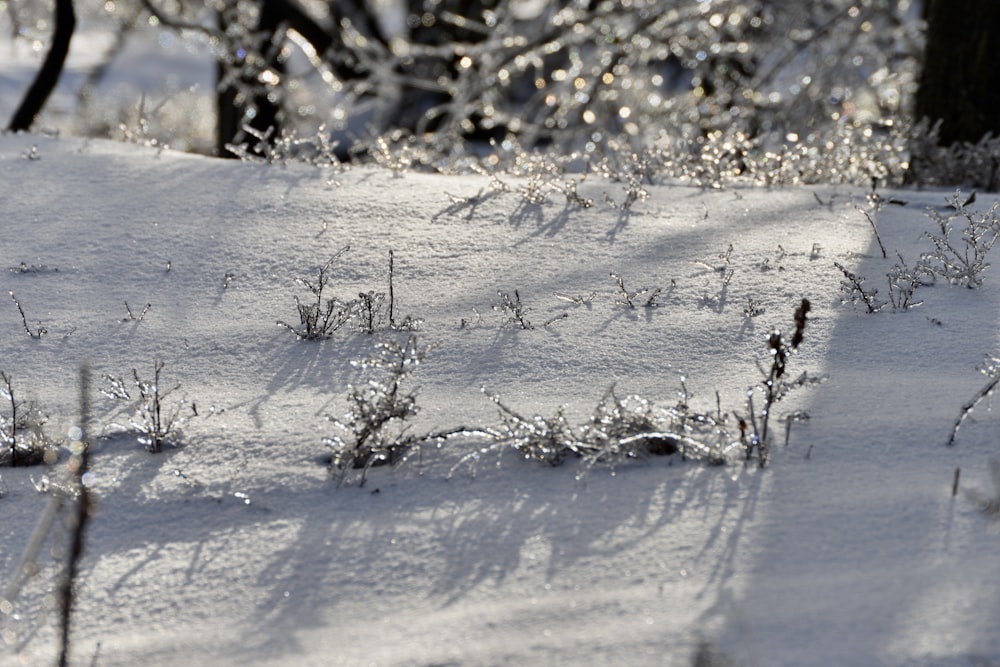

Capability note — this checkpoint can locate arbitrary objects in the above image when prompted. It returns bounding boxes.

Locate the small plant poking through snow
[886,252,927,311]
[102,361,184,452]
[121,301,151,323]
[602,154,651,211]
[8,291,46,338]
[855,178,906,260]
[327,336,465,486]
[494,290,533,329]
[919,192,1000,289]
[280,247,421,338]
[740,299,816,466]
[611,272,661,309]
[946,354,1000,447]
[834,262,885,313]
[385,250,421,332]
[278,246,355,339]
[0,371,54,467]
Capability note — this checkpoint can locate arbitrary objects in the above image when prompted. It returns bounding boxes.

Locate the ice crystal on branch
[102,361,184,453]
[918,193,1000,289]
[946,354,1000,447]
[327,336,430,485]
[456,384,733,479]
[278,247,354,340]
[742,299,818,466]
[886,252,926,311]
[834,261,885,313]
[0,372,54,467]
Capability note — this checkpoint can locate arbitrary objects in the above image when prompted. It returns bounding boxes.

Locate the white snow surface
[0,134,998,667]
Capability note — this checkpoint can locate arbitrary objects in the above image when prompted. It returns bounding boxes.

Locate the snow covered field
[0,133,998,667]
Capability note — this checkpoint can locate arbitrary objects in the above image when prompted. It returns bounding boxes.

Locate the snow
[0,133,998,667]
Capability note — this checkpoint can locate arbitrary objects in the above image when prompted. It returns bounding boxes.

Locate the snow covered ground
[0,133,998,667]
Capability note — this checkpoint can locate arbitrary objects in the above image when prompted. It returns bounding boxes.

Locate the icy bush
[224,124,346,170]
[576,385,731,473]
[278,247,355,340]
[885,252,926,311]
[834,261,885,314]
[326,335,461,486]
[102,361,184,452]
[835,251,927,315]
[78,0,925,184]
[907,121,1000,192]
[918,193,1000,289]
[0,372,55,467]
[454,384,733,479]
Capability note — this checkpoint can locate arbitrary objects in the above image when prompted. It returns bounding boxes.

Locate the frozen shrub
[576,385,730,474]
[483,391,578,467]
[907,121,1000,192]
[0,372,55,467]
[326,336,432,485]
[102,361,184,452]
[919,192,1000,289]
[455,383,732,479]
[278,247,355,340]
[116,0,923,184]
[280,247,421,339]
[886,252,926,311]
[354,290,387,334]
[225,124,346,170]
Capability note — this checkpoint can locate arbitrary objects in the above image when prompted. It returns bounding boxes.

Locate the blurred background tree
[915,0,1000,146]
[5,0,999,186]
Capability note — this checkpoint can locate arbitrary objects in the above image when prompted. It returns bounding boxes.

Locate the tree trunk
[7,0,76,132]
[915,0,1000,146]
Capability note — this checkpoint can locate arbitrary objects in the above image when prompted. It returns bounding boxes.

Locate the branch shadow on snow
[236,331,371,430]
[430,183,639,241]
[212,457,765,665]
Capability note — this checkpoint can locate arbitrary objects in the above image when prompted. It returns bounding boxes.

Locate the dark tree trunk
[7,0,76,132]
[916,0,1000,146]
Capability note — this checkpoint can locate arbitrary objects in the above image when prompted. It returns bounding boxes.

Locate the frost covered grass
[0,135,999,667]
